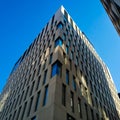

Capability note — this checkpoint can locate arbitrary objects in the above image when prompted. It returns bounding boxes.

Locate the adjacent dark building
[101,0,120,35]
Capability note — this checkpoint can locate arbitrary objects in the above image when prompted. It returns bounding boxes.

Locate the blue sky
[0,0,120,93]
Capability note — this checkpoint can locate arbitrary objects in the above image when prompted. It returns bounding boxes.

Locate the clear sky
[0,0,120,93]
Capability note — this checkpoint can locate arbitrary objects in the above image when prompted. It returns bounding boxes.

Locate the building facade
[0,6,120,120]
[101,0,120,35]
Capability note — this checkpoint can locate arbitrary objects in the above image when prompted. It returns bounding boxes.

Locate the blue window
[57,22,63,29]
[63,15,67,23]
[76,57,78,65]
[55,38,63,47]
[66,46,69,54]
[64,10,68,21]
[43,85,48,106]
[72,76,76,91]
[51,61,62,77]
[66,70,69,84]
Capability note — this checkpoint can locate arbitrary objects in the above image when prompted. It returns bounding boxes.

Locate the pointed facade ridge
[59,6,106,68]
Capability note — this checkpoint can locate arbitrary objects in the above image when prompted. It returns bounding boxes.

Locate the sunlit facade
[0,6,120,120]
[101,0,120,35]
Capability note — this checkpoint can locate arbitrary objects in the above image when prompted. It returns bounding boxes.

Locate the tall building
[101,0,120,35]
[0,6,120,120]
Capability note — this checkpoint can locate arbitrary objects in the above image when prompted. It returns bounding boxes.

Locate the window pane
[78,98,82,118]
[68,40,70,46]
[66,46,69,54]
[17,106,22,120]
[72,76,76,91]
[57,22,63,29]
[91,109,94,120]
[70,51,74,59]
[55,39,59,47]
[29,81,35,96]
[62,84,66,106]
[43,70,47,85]
[70,91,74,112]
[59,39,62,46]
[49,53,53,64]
[31,116,36,120]
[57,63,61,74]
[76,57,78,65]
[51,61,62,77]
[43,60,46,70]
[35,91,41,111]
[62,34,66,41]
[36,76,41,91]
[66,70,69,84]
[55,38,63,47]
[37,65,41,76]
[19,90,24,105]
[27,97,33,116]
[51,63,57,77]
[96,113,99,120]
[64,10,68,20]
[85,103,88,120]
[43,85,48,106]
[9,114,12,120]
[21,102,27,120]
[12,110,16,120]
[67,113,75,120]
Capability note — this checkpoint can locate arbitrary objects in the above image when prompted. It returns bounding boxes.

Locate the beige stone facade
[0,6,120,120]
